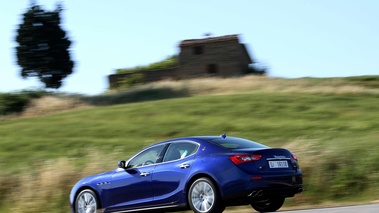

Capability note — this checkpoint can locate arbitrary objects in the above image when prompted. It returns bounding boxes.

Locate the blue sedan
[70,134,303,213]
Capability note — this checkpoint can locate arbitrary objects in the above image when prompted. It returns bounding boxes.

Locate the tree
[15,3,74,89]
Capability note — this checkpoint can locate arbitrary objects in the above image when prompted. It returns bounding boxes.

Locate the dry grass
[8,159,77,213]
[21,95,92,118]
[282,138,323,173]
[120,76,379,96]
[17,76,377,119]
[6,150,117,213]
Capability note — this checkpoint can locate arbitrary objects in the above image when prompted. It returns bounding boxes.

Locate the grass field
[0,75,378,212]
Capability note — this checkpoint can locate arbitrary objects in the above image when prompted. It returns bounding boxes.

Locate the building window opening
[193,46,203,55]
[207,64,218,74]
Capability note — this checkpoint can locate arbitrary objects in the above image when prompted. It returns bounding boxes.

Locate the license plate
[269,160,289,168]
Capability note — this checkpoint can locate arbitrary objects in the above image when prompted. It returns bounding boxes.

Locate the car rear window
[209,137,268,150]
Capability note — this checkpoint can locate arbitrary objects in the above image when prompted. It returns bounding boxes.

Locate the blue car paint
[70,136,303,213]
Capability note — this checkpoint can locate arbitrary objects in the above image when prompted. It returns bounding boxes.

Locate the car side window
[128,144,165,168]
[163,142,198,162]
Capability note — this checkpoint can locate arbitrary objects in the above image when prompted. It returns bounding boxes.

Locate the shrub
[110,73,145,90]
[0,90,48,115]
[115,55,178,74]
[0,93,32,115]
[345,76,379,88]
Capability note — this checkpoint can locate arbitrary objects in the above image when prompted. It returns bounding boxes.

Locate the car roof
[164,135,225,142]
[147,136,221,147]
[145,135,249,150]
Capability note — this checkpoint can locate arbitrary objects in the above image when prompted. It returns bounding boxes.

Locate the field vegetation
[0,75,379,212]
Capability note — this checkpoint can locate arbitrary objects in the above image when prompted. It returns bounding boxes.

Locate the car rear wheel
[75,189,99,213]
[188,177,225,213]
[251,197,285,212]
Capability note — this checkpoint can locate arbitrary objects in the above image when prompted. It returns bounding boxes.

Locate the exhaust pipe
[248,191,257,197]
[248,190,263,198]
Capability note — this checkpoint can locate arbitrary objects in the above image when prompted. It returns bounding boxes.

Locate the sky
[1,0,378,95]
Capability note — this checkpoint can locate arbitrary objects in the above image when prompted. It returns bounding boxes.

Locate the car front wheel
[75,189,99,213]
[188,177,225,213]
[251,197,285,212]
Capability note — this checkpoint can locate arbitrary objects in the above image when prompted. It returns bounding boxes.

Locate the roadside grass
[0,150,118,213]
[0,76,378,212]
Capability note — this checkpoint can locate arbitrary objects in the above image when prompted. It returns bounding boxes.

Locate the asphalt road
[278,204,379,213]
[222,203,379,213]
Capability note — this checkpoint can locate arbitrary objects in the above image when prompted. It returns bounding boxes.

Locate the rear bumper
[249,184,303,198]
[221,172,303,204]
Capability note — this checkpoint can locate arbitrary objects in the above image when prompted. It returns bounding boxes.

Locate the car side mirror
[118,160,126,169]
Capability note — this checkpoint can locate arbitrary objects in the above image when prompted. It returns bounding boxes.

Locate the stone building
[108,34,253,87]
[178,34,253,79]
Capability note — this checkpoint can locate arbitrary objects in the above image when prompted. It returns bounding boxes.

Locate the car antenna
[220,133,226,139]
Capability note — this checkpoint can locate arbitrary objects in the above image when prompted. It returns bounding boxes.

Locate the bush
[0,90,48,115]
[110,73,145,90]
[0,93,29,115]
[115,55,178,74]
[345,76,379,88]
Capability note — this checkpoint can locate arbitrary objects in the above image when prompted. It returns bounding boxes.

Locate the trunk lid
[232,148,300,174]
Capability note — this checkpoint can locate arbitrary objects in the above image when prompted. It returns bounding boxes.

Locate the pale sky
[1,0,378,95]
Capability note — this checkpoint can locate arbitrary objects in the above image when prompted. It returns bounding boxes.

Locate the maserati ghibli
[70,134,303,213]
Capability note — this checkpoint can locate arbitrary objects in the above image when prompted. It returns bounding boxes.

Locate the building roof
[179,34,239,47]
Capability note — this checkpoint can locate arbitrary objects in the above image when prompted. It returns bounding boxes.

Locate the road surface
[278,204,379,213]
[221,203,379,213]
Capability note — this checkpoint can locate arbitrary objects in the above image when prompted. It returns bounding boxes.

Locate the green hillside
[0,76,379,212]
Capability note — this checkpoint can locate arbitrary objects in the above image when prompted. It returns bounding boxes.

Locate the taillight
[291,153,298,161]
[229,154,262,165]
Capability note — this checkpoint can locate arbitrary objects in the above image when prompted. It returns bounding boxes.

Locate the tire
[75,189,99,213]
[251,197,285,212]
[188,177,225,213]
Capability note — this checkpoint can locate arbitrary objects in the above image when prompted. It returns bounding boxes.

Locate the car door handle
[180,164,190,169]
[140,172,150,177]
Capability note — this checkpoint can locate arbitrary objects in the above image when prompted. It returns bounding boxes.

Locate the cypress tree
[15,3,74,89]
